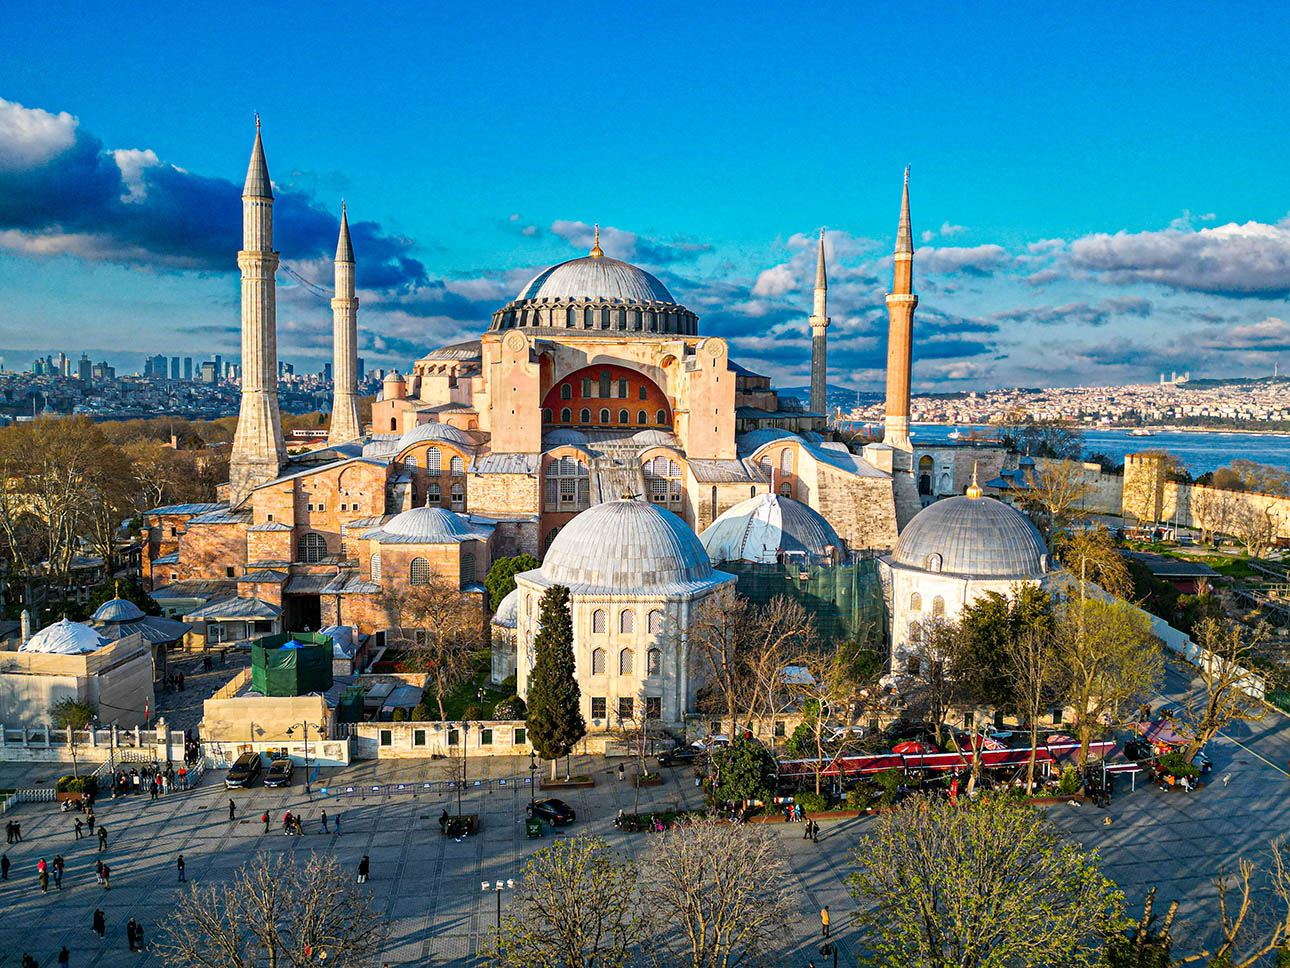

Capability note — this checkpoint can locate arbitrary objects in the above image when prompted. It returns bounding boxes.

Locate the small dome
[892,496,1048,578]
[397,422,474,451]
[518,256,675,304]
[632,429,679,445]
[383,370,404,384]
[492,588,519,628]
[538,500,714,591]
[699,494,842,564]
[21,618,107,655]
[388,507,471,538]
[544,428,589,448]
[92,598,145,623]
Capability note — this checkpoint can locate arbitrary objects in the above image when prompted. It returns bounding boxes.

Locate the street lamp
[457,722,470,817]
[527,749,537,809]
[480,879,514,948]
[286,721,324,794]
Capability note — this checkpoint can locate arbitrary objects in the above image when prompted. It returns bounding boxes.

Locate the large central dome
[518,255,674,304]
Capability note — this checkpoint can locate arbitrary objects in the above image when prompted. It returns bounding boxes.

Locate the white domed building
[879,476,1053,670]
[513,499,735,729]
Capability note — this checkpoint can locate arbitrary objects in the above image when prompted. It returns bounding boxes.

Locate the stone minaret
[229,117,287,505]
[328,202,362,444]
[884,167,917,448]
[808,228,829,416]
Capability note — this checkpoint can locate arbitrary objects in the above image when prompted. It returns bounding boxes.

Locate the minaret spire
[809,228,830,416]
[229,117,287,505]
[329,202,362,444]
[896,166,913,255]
[590,223,603,258]
[884,167,918,448]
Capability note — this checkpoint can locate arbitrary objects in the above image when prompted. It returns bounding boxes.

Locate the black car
[657,745,706,767]
[224,752,262,789]
[526,797,576,826]
[262,758,293,788]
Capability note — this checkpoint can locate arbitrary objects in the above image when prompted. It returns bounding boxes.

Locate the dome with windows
[891,494,1048,578]
[527,499,728,594]
[518,255,674,304]
[360,506,493,544]
[543,428,590,448]
[92,597,146,623]
[20,617,107,655]
[699,494,843,565]
[396,421,475,452]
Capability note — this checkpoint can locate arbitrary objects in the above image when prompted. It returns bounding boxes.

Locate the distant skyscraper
[171,357,180,380]
[78,354,91,383]
[145,353,167,379]
[183,357,193,381]
[200,360,217,383]
[213,355,223,381]
[92,361,115,381]
[356,357,364,381]
[57,352,67,377]
[324,362,333,383]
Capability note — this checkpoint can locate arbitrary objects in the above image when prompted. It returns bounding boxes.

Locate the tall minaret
[328,202,362,444]
[229,117,287,505]
[883,167,917,448]
[808,228,829,416]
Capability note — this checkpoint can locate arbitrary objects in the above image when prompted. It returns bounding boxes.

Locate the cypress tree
[525,585,585,778]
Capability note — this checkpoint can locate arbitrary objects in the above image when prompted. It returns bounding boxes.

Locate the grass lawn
[430,650,511,720]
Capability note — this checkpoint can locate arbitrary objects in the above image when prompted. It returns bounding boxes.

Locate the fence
[0,787,57,816]
[319,775,535,801]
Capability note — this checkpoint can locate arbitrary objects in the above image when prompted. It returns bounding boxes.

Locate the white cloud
[0,98,78,172]
[112,148,160,202]
[916,244,1012,275]
[751,263,796,298]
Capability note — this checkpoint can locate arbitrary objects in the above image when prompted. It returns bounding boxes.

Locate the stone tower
[809,228,829,416]
[328,202,362,445]
[884,167,917,448]
[229,118,287,506]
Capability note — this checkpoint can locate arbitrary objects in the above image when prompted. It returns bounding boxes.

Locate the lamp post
[480,879,514,948]
[286,721,323,794]
[527,749,537,809]
[457,722,470,817]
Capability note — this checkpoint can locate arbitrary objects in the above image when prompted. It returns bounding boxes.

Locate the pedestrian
[178,672,184,691]
[87,811,95,834]
[282,811,293,835]
[98,827,108,851]
[20,953,35,968]
[1,853,8,880]
[438,808,448,833]
[319,811,328,834]
[811,821,819,844]
[57,947,68,968]
[802,816,811,840]
[54,854,64,889]
[262,811,270,833]
[40,866,49,895]
[334,811,341,836]
[177,854,185,882]
[228,799,236,821]
[5,820,12,844]
[13,822,21,842]
[74,817,83,840]
[821,905,830,938]
[92,908,105,939]
[126,918,137,952]
[94,859,103,885]
[357,855,369,884]
[101,864,110,890]
[617,763,625,782]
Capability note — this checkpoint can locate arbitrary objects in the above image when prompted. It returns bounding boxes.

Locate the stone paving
[0,656,1282,966]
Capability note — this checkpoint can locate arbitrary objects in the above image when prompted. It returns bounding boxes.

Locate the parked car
[657,744,706,767]
[692,734,731,750]
[526,798,576,826]
[262,758,294,788]
[224,752,262,789]
[824,725,868,744]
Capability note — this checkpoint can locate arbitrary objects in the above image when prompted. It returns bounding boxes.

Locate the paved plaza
[0,658,1284,967]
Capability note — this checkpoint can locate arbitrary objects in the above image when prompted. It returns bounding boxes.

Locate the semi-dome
[892,495,1048,578]
[492,588,519,629]
[361,506,494,544]
[632,429,679,445]
[534,499,718,592]
[699,494,842,564]
[518,256,674,304]
[21,618,107,655]
[92,598,145,623]
[397,421,474,451]
[543,428,590,448]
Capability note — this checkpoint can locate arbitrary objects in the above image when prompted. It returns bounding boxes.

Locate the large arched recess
[541,363,672,429]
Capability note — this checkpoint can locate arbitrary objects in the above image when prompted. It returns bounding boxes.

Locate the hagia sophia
[137,124,1050,731]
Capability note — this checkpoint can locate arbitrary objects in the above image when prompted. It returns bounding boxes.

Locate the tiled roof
[469,453,539,475]
[184,596,282,620]
[145,502,222,517]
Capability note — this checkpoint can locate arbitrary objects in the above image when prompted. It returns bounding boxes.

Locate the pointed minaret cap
[815,228,828,290]
[896,166,912,255]
[336,200,354,263]
[243,114,273,199]
[965,460,983,499]
[589,223,603,258]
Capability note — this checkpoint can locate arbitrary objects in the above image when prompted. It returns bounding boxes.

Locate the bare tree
[1057,526,1135,600]
[1227,495,1278,558]
[788,645,861,795]
[1189,485,1239,545]
[894,620,968,749]
[644,817,797,968]
[1181,618,1268,763]
[1016,458,1093,550]
[156,854,385,968]
[1003,627,1067,794]
[489,836,644,968]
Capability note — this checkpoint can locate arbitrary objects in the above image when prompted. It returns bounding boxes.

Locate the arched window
[542,408,553,423]
[637,410,648,425]
[643,453,683,505]
[779,482,793,498]
[648,609,663,634]
[618,377,629,398]
[403,455,418,468]
[600,308,611,330]
[711,486,718,517]
[639,385,648,400]
[656,409,667,425]
[647,648,661,674]
[599,408,610,424]
[425,447,442,474]
[369,553,381,582]
[779,448,793,473]
[592,609,606,634]
[409,557,430,585]
[450,456,464,474]
[390,418,397,431]
[450,482,464,509]
[910,593,922,611]
[618,648,634,676]
[566,306,578,327]
[932,595,945,619]
[582,377,592,398]
[599,370,611,397]
[580,408,591,423]
[428,482,441,503]
[461,552,475,585]
[618,409,629,424]
[750,486,756,497]
[560,383,572,400]
[560,407,572,422]
[909,620,922,641]
[591,647,606,675]
[297,532,327,563]
[619,610,635,634]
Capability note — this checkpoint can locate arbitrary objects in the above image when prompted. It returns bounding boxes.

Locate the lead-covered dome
[700,494,843,564]
[518,256,674,304]
[492,588,519,629]
[361,506,493,544]
[92,598,145,623]
[892,495,1048,578]
[21,618,107,654]
[397,421,474,451]
[534,499,718,593]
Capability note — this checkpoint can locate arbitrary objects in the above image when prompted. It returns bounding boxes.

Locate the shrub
[499,674,518,694]
[1157,751,1200,779]
[493,695,526,719]
[461,703,486,722]
[795,792,828,814]
[391,708,407,722]
[411,702,434,721]
[710,738,776,804]
[55,775,97,795]
[1057,767,1082,795]
[874,768,908,805]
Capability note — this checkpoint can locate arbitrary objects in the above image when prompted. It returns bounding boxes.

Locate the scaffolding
[721,556,887,648]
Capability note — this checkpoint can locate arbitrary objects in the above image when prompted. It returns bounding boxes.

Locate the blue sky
[2,1,1289,390]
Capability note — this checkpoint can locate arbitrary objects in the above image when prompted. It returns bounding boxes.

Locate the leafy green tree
[50,697,97,778]
[958,585,1054,710]
[783,699,819,759]
[485,554,540,611]
[709,737,775,804]
[525,585,585,778]
[849,794,1124,968]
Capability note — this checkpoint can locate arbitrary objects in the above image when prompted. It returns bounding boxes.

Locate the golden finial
[255,112,261,132]
[590,223,603,259]
[966,460,982,499]
[114,580,119,599]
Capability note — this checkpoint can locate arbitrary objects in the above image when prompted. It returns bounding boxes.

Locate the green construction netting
[721,557,888,649]
[335,686,365,723]
[250,632,334,696]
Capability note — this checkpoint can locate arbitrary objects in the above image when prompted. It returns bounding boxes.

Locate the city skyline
[2,3,1289,390]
